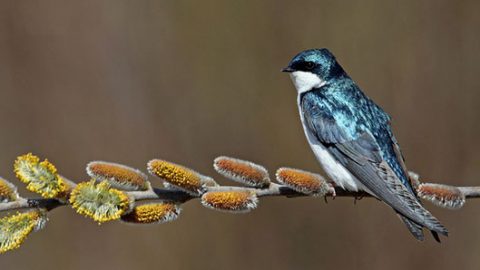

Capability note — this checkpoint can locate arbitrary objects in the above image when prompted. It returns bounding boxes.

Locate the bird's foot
[325,186,336,203]
[353,194,365,205]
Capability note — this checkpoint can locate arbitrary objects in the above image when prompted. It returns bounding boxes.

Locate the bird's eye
[304,62,315,70]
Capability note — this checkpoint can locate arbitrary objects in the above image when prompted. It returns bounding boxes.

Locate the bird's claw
[324,186,336,203]
[353,194,365,205]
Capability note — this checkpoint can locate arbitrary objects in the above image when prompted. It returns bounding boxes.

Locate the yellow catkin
[214,156,270,187]
[87,161,148,191]
[276,168,329,196]
[13,153,68,198]
[0,178,18,202]
[201,191,258,213]
[121,203,180,224]
[69,180,131,223]
[0,211,46,253]
[148,160,204,195]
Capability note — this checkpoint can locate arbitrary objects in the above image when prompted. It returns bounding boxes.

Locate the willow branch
[1,148,475,254]
[0,198,65,212]
[2,182,477,214]
[457,187,480,198]
[0,153,472,246]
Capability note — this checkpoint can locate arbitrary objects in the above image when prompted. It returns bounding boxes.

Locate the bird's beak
[281,67,294,73]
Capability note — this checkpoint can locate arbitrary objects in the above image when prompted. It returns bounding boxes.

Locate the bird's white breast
[297,97,365,192]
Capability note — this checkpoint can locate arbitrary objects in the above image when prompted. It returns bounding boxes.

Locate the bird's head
[282,48,344,93]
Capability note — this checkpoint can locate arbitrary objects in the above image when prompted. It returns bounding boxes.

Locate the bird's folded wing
[330,141,445,233]
[304,109,447,234]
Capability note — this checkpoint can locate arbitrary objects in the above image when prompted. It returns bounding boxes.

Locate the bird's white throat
[289,71,326,94]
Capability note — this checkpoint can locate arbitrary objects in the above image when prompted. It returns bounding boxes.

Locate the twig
[0,198,65,212]
[0,153,476,253]
[458,187,480,198]
[3,183,478,214]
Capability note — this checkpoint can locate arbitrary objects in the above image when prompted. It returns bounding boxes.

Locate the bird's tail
[398,213,424,241]
[397,212,444,242]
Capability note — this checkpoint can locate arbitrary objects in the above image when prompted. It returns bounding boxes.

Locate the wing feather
[303,103,447,236]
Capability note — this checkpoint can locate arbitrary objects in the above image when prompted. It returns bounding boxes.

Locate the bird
[282,48,448,242]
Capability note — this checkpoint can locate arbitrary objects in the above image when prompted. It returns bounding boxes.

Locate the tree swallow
[282,48,448,241]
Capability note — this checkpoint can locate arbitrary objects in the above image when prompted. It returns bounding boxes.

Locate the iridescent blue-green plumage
[301,77,414,193]
[284,48,447,241]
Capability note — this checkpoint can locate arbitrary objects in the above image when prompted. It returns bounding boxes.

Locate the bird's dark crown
[283,48,345,80]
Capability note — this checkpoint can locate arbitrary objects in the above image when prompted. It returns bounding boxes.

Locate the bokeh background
[0,1,479,269]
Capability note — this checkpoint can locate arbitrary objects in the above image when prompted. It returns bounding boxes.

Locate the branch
[458,187,480,198]
[0,153,474,253]
[3,182,477,213]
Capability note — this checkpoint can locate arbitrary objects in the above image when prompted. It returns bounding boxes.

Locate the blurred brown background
[0,1,479,269]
